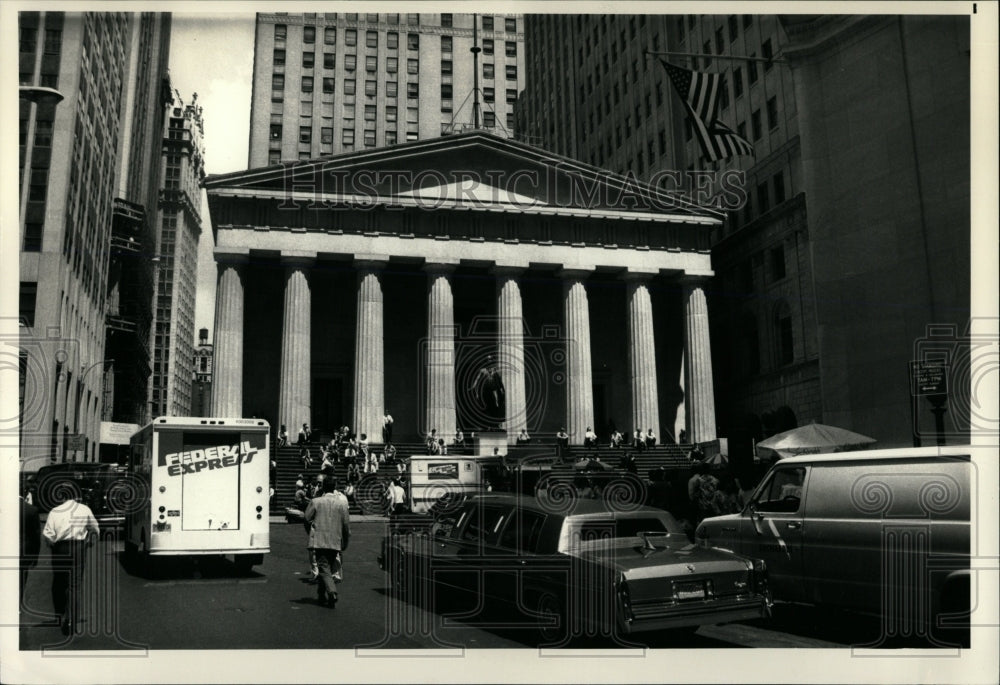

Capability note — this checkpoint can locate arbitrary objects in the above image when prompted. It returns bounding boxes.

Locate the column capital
[423,259,459,274]
[492,263,527,277]
[355,254,390,271]
[621,268,659,282]
[557,265,596,280]
[215,247,250,265]
[281,250,317,269]
[678,272,714,286]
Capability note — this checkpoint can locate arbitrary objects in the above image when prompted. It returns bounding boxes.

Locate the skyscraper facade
[148,91,207,417]
[18,12,171,469]
[247,11,525,165]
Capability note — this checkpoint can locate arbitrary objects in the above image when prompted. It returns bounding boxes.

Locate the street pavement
[18,518,883,651]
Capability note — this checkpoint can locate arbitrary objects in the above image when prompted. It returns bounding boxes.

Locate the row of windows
[273,15,517,39]
[18,26,62,54]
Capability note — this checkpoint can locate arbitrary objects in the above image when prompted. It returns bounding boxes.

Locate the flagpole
[645,50,785,65]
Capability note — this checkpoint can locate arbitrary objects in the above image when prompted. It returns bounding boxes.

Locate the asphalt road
[17,519,904,652]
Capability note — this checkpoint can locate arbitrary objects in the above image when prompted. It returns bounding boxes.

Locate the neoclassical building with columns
[204,132,721,446]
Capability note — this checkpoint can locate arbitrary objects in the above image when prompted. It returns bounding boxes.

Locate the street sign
[910,361,948,396]
[66,434,87,451]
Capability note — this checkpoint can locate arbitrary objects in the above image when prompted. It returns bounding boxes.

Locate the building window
[773,171,786,204]
[274,24,287,40]
[733,66,744,98]
[441,99,452,113]
[770,244,786,281]
[321,127,333,144]
[484,111,495,128]
[345,54,356,71]
[23,224,43,252]
[743,14,752,29]
[506,88,517,104]
[324,53,335,69]
[33,119,53,147]
[299,126,312,143]
[407,58,418,75]
[407,82,419,98]
[324,27,336,45]
[302,76,313,92]
[751,109,762,140]
[406,131,418,141]
[366,55,377,72]
[756,181,769,214]
[767,96,778,130]
[365,80,377,96]
[483,63,494,79]
[28,167,48,202]
[322,77,335,93]
[366,30,378,48]
[272,74,284,90]
[387,32,398,49]
[728,15,739,41]
[364,130,376,146]
[763,39,773,67]
[343,129,354,145]
[274,48,286,65]
[366,13,378,23]
[506,65,517,80]
[304,26,315,44]
[483,39,494,55]
[387,81,397,97]
[441,36,452,53]
[346,29,357,46]
[344,79,356,95]
[482,16,494,31]
[507,113,514,130]
[483,86,494,102]
[776,304,794,365]
[715,27,724,52]
[738,121,748,141]
[407,33,419,50]
[748,55,758,84]
[270,123,282,140]
[407,13,419,25]
[505,17,516,33]
[386,130,397,145]
[303,51,314,68]
[441,84,453,99]
[505,41,516,57]
[387,56,398,73]
[441,60,453,76]
[441,13,453,27]
[19,283,37,327]
[386,105,397,121]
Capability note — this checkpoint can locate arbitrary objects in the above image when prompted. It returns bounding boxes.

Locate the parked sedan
[378,494,771,644]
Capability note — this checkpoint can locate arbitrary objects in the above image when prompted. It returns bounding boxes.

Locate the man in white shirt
[43,498,100,634]
[386,478,407,517]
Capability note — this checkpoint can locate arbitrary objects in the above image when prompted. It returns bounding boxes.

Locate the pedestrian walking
[42,497,100,634]
[304,477,351,608]
[20,487,40,602]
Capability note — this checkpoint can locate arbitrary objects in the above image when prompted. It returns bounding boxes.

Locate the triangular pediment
[205,131,721,219]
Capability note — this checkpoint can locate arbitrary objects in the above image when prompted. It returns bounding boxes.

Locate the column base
[471,431,508,457]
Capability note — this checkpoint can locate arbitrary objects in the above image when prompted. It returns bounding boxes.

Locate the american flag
[658,59,754,162]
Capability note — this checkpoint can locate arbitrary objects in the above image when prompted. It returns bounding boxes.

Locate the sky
[168,13,255,335]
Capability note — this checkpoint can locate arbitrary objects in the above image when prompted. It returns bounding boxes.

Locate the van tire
[533,591,569,646]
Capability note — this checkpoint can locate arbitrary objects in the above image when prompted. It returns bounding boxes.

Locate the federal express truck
[125,417,270,572]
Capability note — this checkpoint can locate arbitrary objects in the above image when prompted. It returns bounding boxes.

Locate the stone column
[560,268,595,445]
[211,252,247,417]
[425,261,457,441]
[625,270,661,442]
[278,253,315,440]
[353,258,387,444]
[495,264,527,442]
[683,276,718,443]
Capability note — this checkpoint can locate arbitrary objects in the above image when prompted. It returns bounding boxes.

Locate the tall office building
[105,12,172,429]
[518,13,970,452]
[18,12,170,470]
[248,11,525,165]
[148,91,207,417]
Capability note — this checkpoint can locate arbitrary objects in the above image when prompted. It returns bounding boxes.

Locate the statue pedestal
[472,431,508,457]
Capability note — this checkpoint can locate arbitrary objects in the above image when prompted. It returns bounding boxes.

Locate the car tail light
[617,573,634,623]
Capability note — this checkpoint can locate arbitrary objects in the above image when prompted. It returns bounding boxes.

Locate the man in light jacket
[43,497,100,634]
[304,477,351,608]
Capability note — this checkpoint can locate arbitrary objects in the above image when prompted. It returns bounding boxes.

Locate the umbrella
[756,423,876,460]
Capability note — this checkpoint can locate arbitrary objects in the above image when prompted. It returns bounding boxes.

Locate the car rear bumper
[620,596,769,633]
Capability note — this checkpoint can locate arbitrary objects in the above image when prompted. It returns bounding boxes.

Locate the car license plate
[675,581,705,600]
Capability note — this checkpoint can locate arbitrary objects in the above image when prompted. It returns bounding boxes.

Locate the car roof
[776,445,973,465]
[466,493,669,518]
